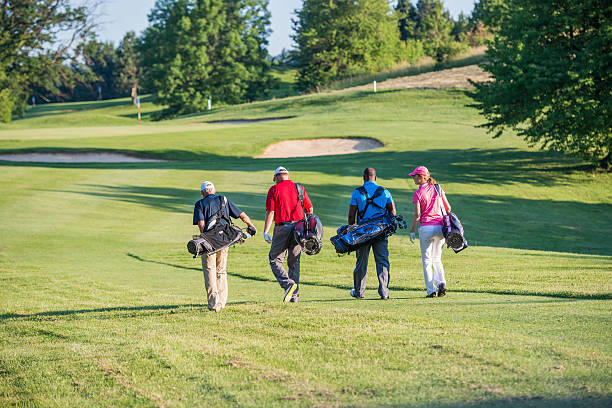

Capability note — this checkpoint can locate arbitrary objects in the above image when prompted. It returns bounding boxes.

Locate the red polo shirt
[266,180,313,224]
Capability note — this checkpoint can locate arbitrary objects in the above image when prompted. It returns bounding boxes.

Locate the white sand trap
[0,152,167,163]
[256,138,383,158]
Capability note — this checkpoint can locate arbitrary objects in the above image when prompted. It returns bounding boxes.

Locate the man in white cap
[193,181,256,311]
[263,166,314,302]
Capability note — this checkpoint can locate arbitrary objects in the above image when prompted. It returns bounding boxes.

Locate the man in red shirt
[263,166,314,302]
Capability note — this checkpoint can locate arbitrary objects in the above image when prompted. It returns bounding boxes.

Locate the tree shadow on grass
[124,253,610,300]
[46,178,612,255]
[0,147,593,187]
[0,303,208,321]
[4,145,609,254]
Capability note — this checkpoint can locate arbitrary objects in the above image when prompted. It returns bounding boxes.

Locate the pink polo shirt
[412,183,445,226]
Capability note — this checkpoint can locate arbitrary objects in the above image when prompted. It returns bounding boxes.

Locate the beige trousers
[201,247,229,311]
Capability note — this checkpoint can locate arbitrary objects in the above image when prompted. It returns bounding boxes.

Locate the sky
[97,0,477,56]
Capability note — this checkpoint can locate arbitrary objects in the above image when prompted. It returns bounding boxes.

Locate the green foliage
[0,0,93,120]
[394,0,468,63]
[293,0,401,92]
[137,0,274,117]
[414,0,467,63]
[469,0,612,168]
[396,0,418,45]
[0,87,12,123]
[115,32,140,96]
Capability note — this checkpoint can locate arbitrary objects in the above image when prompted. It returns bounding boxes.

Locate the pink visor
[409,166,429,176]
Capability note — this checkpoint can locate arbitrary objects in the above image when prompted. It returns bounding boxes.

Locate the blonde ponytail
[427,176,437,185]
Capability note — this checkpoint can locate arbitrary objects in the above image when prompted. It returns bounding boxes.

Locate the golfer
[193,181,256,311]
[348,167,396,300]
[408,166,450,298]
[263,166,313,302]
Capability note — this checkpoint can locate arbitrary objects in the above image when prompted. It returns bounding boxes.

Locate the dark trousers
[353,237,390,298]
[269,223,301,294]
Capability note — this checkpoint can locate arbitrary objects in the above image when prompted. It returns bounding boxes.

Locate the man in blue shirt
[193,181,256,311]
[347,168,396,300]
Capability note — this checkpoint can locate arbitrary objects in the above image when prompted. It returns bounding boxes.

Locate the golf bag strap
[295,182,308,229]
[433,184,447,216]
[205,196,232,231]
[356,186,386,222]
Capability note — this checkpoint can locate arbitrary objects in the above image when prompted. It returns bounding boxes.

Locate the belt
[276,221,297,226]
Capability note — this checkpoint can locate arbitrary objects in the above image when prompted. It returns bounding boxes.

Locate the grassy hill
[0,86,610,407]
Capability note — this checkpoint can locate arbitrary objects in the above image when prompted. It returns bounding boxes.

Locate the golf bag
[330,212,398,254]
[433,184,468,253]
[293,183,323,255]
[294,213,323,255]
[187,196,245,257]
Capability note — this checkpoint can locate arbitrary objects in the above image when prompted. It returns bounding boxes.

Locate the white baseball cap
[200,181,215,191]
[274,166,289,176]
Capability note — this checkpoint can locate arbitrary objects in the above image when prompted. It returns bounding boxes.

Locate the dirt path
[343,64,489,92]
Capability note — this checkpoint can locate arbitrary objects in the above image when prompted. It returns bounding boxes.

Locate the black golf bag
[187,196,245,257]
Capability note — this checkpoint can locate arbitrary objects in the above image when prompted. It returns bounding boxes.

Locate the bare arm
[198,220,206,234]
[386,201,397,216]
[264,210,274,234]
[239,212,255,229]
[348,204,358,225]
[441,193,451,213]
[410,202,420,233]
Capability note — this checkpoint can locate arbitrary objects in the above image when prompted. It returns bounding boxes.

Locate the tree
[137,0,273,117]
[293,0,400,92]
[0,0,95,122]
[115,32,140,97]
[468,0,612,168]
[395,0,418,45]
[75,37,120,99]
[414,0,465,63]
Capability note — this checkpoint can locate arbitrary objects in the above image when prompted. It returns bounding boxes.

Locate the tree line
[1,0,483,120]
[1,0,609,167]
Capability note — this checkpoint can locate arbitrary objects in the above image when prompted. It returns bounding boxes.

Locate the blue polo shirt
[193,194,242,230]
[349,181,393,221]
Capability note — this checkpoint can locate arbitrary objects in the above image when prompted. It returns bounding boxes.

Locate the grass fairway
[1,89,611,407]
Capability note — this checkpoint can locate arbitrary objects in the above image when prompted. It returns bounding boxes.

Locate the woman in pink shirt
[409,166,451,298]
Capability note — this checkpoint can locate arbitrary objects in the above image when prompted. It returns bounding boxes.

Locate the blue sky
[97,0,477,56]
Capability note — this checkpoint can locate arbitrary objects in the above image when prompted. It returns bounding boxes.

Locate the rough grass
[0,88,610,407]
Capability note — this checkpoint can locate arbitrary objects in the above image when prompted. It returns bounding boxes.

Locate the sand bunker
[0,152,167,163]
[256,138,383,158]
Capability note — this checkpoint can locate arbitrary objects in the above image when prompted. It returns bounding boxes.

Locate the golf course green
[1,87,610,407]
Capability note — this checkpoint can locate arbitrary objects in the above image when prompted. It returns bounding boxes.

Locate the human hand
[409,232,415,244]
[247,226,257,236]
[264,232,272,243]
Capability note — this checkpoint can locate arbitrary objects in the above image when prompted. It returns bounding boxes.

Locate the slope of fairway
[0,89,610,407]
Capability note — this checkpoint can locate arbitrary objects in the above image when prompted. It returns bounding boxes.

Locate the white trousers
[419,225,446,295]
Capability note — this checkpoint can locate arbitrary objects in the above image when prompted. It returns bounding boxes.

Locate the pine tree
[414,0,464,63]
[115,32,140,98]
[395,0,418,45]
